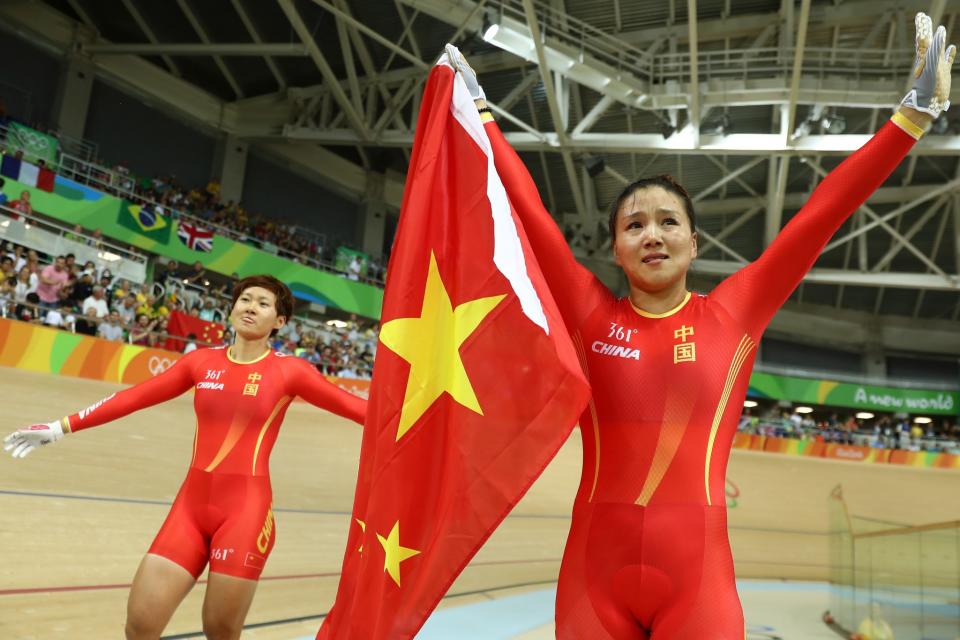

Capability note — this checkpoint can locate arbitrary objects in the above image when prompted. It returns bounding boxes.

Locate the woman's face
[17,267,29,281]
[230,286,285,340]
[611,186,697,294]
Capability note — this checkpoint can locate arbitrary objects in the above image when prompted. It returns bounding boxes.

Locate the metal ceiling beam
[119,0,181,77]
[870,197,946,272]
[400,0,652,110]
[698,205,764,258]
[687,0,700,146]
[521,0,587,217]
[84,43,310,56]
[309,0,428,71]
[230,0,288,90]
[823,177,960,253]
[694,260,959,290]
[785,0,811,140]
[176,0,244,98]
[277,127,960,156]
[331,0,409,134]
[497,72,541,112]
[0,0,407,213]
[65,0,95,28]
[571,95,615,136]
[615,0,928,47]
[276,0,369,140]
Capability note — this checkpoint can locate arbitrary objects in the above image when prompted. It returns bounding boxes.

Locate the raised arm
[713,13,955,338]
[446,48,611,331]
[482,110,612,331]
[4,351,198,457]
[288,357,366,426]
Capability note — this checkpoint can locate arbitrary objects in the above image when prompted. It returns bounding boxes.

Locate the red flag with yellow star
[317,51,590,640]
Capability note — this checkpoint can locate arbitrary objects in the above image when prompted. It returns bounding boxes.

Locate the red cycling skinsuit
[61,347,365,580]
[486,117,917,638]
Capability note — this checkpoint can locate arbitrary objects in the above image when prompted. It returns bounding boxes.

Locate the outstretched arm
[289,358,366,425]
[713,13,955,338]
[4,351,199,457]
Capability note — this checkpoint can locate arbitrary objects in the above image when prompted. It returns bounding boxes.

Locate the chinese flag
[165,310,224,352]
[317,52,590,639]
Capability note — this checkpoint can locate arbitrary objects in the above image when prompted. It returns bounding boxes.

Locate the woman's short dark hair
[231,275,294,335]
[606,174,697,240]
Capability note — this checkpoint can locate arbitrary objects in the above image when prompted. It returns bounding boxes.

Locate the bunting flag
[317,50,589,640]
[0,158,44,189]
[176,221,215,252]
[36,167,55,193]
[0,154,20,181]
[165,311,224,352]
[116,202,171,243]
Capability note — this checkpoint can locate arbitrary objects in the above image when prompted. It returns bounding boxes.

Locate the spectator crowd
[0,239,377,379]
[105,169,388,284]
[739,405,960,453]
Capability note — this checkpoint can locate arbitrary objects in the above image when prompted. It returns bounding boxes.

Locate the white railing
[494,0,912,85]
[0,204,148,283]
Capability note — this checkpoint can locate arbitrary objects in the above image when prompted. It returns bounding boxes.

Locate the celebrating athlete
[4,275,366,640]
[452,12,954,639]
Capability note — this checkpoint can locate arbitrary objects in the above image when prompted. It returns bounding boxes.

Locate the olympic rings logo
[12,130,51,153]
[148,356,174,376]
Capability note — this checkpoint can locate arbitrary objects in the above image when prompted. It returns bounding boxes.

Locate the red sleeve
[287,358,366,425]
[485,119,613,331]
[711,120,917,338]
[63,351,198,432]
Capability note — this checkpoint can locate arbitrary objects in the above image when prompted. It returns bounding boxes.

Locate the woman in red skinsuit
[458,12,954,639]
[4,275,366,640]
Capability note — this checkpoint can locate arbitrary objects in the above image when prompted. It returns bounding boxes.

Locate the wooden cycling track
[1,368,958,639]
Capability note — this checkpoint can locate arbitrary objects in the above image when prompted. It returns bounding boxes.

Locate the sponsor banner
[749,371,958,416]
[0,177,384,318]
[732,433,958,469]
[0,316,371,398]
[8,123,59,168]
[0,316,177,384]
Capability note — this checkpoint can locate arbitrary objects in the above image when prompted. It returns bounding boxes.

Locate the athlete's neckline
[628,291,692,319]
[226,346,272,364]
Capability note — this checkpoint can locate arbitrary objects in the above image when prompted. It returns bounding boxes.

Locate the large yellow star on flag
[376,520,420,587]
[379,252,505,441]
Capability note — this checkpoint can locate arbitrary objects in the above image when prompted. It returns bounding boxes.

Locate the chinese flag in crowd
[317,50,590,639]
[165,310,224,352]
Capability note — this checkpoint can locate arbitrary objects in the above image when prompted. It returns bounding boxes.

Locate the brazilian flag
[117,202,172,243]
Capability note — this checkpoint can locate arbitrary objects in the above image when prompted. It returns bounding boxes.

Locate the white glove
[4,421,65,458]
[900,12,957,118]
[444,43,486,101]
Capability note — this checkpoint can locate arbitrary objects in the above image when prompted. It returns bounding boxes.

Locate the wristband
[891,111,927,140]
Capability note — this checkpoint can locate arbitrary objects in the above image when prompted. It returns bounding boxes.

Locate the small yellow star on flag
[379,252,505,441]
[376,520,420,587]
[355,518,366,553]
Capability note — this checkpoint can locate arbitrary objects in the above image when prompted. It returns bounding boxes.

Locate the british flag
[176,221,214,252]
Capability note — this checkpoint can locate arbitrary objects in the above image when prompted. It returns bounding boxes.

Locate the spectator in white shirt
[44,303,76,331]
[82,286,110,318]
[97,310,125,342]
[13,266,38,302]
[347,256,362,281]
